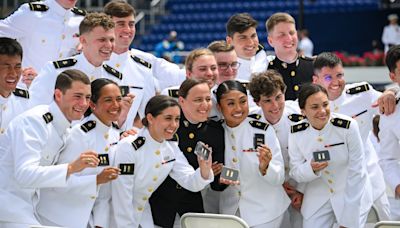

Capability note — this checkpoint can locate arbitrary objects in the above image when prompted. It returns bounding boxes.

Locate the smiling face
[226,27,259,60]
[257,89,285,124]
[112,15,135,54]
[147,106,181,142]
[312,65,345,101]
[187,55,218,88]
[0,54,22,97]
[218,90,248,127]
[267,22,298,60]
[179,83,212,123]
[55,81,91,122]
[80,26,115,67]
[214,50,238,84]
[91,83,122,126]
[301,91,330,130]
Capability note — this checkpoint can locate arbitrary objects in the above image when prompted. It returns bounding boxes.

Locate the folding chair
[180,213,249,228]
[375,221,400,228]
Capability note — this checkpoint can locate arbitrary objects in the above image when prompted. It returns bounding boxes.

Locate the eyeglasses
[218,62,241,71]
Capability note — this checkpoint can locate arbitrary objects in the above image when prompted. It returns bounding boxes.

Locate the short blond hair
[265,12,295,33]
[185,48,214,72]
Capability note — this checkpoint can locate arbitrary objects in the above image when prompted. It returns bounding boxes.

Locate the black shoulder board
[13,88,29,99]
[287,114,305,122]
[53,58,77,69]
[81,120,96,133]
[291,122,309,133]
[346,84,370,95]
[132,136,145,150]
[240,82,249,90]
[131,55,152,69]
[249,120,269,131]
[71,7,86,16]
[330,118,351,129]
[167,133,179,142]
[29,3,48,12]
[103,64,123,80]
[112,122,120,130]
[42,112,53,124]
[256,44,264,54]
[248,113,262,120]
[168,89,179,98]
[300,55,314,61]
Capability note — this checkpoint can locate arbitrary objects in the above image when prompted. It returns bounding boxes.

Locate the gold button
[328,179,333,184]
[90,76,95,81]
[294,85,299,91]
[324,170,330,175]
[90,196,96,199]
[317,137,323,142]
[104,133,109,139]
[61,34,65,39]
[330,188,334,193]
[148,187,153,193]
[155,150,160,155]
[231,134,235,139]
[187,147,192,152]
[0,128,4,134]
[59,53,63,58]
[104,147,109,152]
[137,206,144,211]
[232,157,238,163]
[232,146,236,151]
[2,105,6,111]
[155,163,160,168]
[290,71,296,77]
[142,196,148,201]
[116,63,120,68]
[188,133,195,139]
[153,176,158,182]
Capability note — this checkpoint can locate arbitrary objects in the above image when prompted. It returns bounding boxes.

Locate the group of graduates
[1,0,400,228]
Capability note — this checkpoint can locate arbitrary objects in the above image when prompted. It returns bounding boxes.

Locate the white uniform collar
[143,127,163,146]
[107,52,130,69]
[0,93,12,105]
[47,0,72,18]
[76,53,103,75]
[49,101,71,137]
[86,113,113,133]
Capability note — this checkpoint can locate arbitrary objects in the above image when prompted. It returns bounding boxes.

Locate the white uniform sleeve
[29,61,58,107]
[339,120,368,228]
[111,139,136,227]
[0,4,28,39]
[288,133,321,183]
[93,184,110,227]
[169,145,213,192]
[11,116,68,188]
[261,129,285,185]
[379,115,400,191]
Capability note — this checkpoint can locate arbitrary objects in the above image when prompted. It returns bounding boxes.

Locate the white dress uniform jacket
[382,24,400,52]
[29,54,123,107]
[37,114,120,228]
[0,0,84,73]
[106,51,156,130]
[379,100,400,193]
[0,102,70,225]
[0,88,30,138]
[236,48,268,81]
[288,113,373,228]
[250,100,302,183]
[111,128,213,228]
[330,82,386,201]
[130,48,186,91]
[220,117,290,227]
